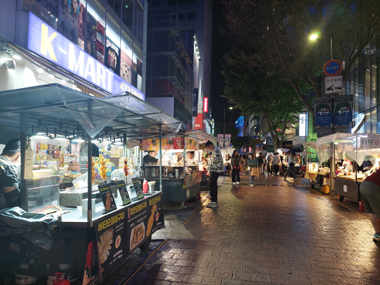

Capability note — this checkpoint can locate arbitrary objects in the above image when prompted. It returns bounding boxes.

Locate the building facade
[146,0,212,132]
[0,0,146,99]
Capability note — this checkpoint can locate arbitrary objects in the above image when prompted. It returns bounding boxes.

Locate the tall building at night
[146,0,213,132]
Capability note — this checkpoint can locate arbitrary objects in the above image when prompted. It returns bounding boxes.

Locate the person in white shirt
[272,153,280,176]
[186,151,197,166]
[284,152,297,181]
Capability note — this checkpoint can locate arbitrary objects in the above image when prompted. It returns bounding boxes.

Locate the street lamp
[309,31,332,60]
[224,106,233,147]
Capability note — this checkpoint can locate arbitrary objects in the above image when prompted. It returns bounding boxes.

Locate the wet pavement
[106,173,380,285]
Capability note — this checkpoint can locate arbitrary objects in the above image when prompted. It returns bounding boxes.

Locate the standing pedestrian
[240,154,247,175]
[272,152,280,176]
[231,150,241,185]
[266,153,273,175]
[360,168,380,242]
[247,153,258,186]
[284,152,297,181]
[205,141,224,208]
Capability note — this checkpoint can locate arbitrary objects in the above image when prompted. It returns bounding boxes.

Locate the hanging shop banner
[28,12,145,100]
[185,137,199,150]
[314,97,333,137]
[140,138,185,151]
[334,95,353,133]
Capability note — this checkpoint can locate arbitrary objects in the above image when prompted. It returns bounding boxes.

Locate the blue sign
[334,96,353,128]
[315,103,332,128]
[323,60,342,76]
[28,12,145,100]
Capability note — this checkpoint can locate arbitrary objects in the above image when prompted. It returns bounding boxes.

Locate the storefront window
[33,0,59,31]
[122,0,133,34]
[371,109,377,133]
[86,1,106,64]
[58,0,81,45]
[134,0,144,46]
[105,15,121,76]
[107,0,121,17]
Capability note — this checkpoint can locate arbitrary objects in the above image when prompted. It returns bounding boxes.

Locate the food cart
[0,84,182,283]
[137,130,222,206]
[305,133,380,201]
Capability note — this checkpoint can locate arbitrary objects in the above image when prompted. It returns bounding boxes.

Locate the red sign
[203,97,208,113]
[194,114,205,131]
[323,60,342,76]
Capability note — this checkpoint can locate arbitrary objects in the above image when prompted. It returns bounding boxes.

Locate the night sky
[210,0,240,126]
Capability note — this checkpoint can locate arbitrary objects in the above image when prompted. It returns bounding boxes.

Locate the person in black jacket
[231,150,241,185]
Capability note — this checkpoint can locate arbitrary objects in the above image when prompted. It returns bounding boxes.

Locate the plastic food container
[72,172,88,189]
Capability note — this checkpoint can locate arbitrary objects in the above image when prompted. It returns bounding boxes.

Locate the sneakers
[284,177,286,181]
[207,202,218,208]
[374,233,380,242]
[237,182,239,185]
[233,182,235,185]
[250,184,253,186]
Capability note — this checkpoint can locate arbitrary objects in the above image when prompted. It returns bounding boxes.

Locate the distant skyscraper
[146,0,212,131]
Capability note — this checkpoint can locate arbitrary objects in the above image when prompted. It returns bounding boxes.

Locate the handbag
[251,167,260,176]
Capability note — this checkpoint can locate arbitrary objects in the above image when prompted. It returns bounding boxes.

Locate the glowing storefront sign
[203,97,208,113]
[299,113,307,136]
[28,12,145,100]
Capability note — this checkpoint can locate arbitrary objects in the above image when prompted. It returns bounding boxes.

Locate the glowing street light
[309,33,319,41]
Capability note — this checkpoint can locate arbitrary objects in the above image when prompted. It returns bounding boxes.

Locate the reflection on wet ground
[104,174,380,285]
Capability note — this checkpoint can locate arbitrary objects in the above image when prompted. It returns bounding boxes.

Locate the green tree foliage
[222,51,304,150]
[222,0,380,115]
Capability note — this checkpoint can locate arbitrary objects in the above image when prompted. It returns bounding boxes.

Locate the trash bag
[0,207,58,251]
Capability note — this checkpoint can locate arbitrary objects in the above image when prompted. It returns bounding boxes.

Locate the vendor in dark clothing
[0,139,21,209]
[143,151,159,165]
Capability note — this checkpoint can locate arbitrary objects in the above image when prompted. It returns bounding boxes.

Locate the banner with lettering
[95,193,164,278]
[95,211,126,274]
[126,194,164,254]
[314,97,333,137]
[334,95,353,133]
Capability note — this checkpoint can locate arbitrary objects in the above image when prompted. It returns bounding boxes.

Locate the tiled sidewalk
[122,174,380,285]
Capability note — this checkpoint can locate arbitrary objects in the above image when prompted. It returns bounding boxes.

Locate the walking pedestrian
[284,152,297,181]
[272,152,280,176]
[247,153,258,186]
[266,153,273,175]
[231,150,241,185]
[205,141,224,208]
[360,168,380,242]
[258,153,264,175]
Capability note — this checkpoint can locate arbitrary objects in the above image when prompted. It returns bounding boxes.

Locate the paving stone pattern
[125,175,380,285]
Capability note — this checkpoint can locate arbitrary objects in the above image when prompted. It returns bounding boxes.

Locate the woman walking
[231,151,241,185]
[247,153,258,186]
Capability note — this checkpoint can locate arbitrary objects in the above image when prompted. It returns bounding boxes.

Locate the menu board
[185,137,199,150]
[140,137,185,151]
[132,179,144,200]
[98,183,117,213]
[116,181,131,205]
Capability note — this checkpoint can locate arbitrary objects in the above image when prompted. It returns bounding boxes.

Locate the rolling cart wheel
[310,183,315,189]
[139,236,152,250]
[339,195,344,202]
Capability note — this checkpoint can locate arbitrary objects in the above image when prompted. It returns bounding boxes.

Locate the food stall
[0,84,182,283]
[137,130,222,206]
[305,133,380,201]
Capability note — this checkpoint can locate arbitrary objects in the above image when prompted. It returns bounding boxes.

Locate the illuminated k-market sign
[27,12,145,100]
